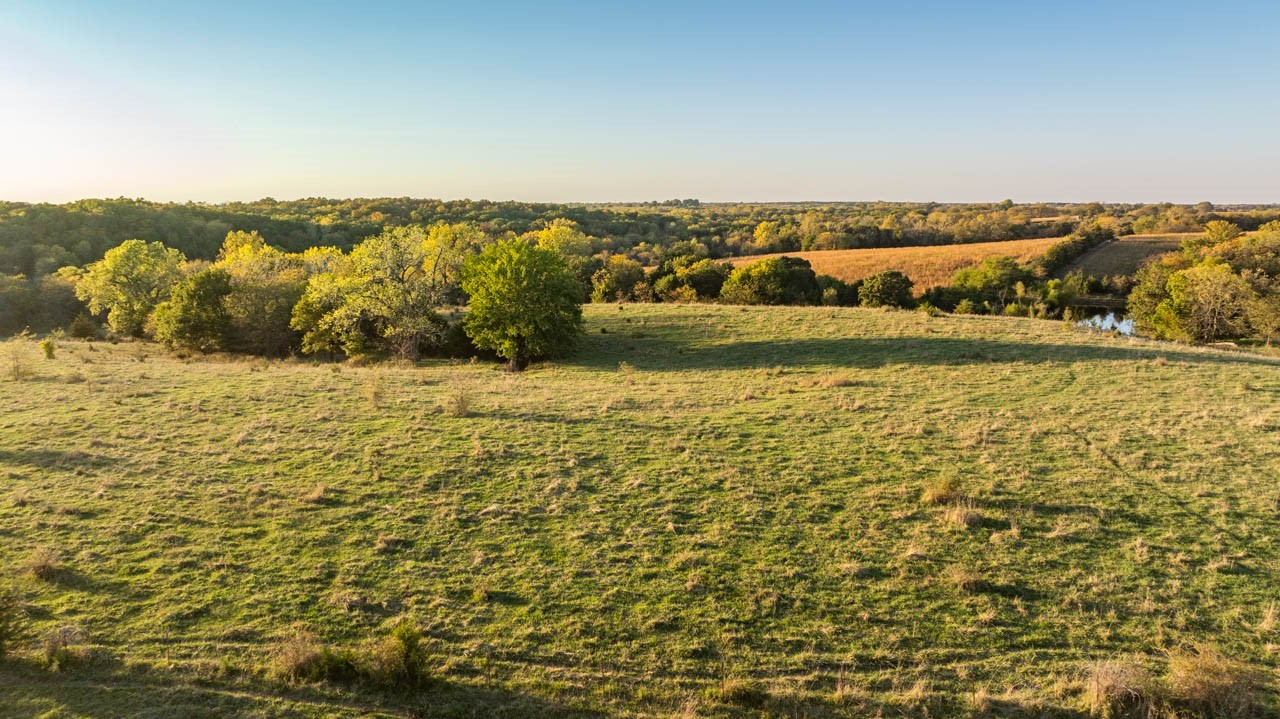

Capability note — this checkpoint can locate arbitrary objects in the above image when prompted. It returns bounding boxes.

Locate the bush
[152,268,233,352]
[858,271,914,308]
[5,344,33,382]
[363,620,429,689]
[25,547,60,581]
[818,275,860,306]
[953,298,983,315]
[39,338,55,359]
[67,313,99,339]
[921,476,962,505]
[270,630,359,683]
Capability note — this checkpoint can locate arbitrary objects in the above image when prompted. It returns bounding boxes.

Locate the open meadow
[725,238,1062,290]
[2,304,1280,717]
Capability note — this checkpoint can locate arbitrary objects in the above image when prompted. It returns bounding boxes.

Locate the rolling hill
[2,305,1279,717]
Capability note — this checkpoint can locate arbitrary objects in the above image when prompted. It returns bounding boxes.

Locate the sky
[1,0,1278,204]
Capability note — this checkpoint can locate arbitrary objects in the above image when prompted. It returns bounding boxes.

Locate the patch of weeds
[25,547,60,582]
[921,476,963,505]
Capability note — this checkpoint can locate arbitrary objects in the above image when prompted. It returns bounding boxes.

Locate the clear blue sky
[2,0,1278,203]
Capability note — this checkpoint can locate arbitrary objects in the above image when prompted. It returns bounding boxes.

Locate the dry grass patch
[1164,644,1264,719]
[441,385,473,417]
[921,476,963,505]
[943,500,982,529]
[1085,659,1156,719]
[24,547,61,581]
[945,564,984,593]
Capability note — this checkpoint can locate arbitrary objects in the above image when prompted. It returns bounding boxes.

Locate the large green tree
[74,239,186,336]
[461,239,584,370]
[719,257,821,305]
[292,224,482,359]
[152,268,233,352]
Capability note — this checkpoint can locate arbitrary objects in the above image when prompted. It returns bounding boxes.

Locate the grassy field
[2,304,1280,718]
[725,237,1063,290]
[1061,234,1192,278]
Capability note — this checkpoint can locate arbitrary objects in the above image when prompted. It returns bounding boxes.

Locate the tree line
[6,197,1278,279]
[4,204,1280,353]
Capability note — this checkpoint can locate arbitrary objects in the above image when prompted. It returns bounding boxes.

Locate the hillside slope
[2,305,1279,718]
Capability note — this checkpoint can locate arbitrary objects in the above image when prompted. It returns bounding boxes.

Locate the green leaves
[73,239,186,336]
[460,239,584,369]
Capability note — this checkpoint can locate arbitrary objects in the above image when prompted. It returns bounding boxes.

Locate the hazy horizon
[3,0,1278,204]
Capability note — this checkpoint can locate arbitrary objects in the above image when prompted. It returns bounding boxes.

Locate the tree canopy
[460,239,584,370]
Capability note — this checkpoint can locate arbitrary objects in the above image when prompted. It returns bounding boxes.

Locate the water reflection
[1077,312,1134,335]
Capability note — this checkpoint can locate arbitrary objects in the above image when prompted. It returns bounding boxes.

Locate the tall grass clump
[5,344,33,381]
[270,629,358,683]
[1164,645,1264,719]
[25,547,60,582]
[442,385,472,417]
[1085,659,1155,719]
[921,476,963,505]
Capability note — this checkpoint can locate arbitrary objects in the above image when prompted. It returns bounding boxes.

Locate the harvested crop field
[726,237,1062,290]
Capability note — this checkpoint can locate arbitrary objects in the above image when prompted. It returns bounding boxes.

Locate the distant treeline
[5,197,1280,278]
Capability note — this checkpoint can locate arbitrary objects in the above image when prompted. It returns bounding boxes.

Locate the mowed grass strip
[1,305,1280,717]
[1062,234,1193,278]
[725,237,1063,289]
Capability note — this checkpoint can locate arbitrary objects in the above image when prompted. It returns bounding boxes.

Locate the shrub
[858,271,914,308]
[921,476,962,505]
[818,275,860,306]
[362,620,429,688]
[270,630,358,683]
[442,386,472,417]
[39,338,55,360]
[953,298,983,315]
[712,678,770,707]
[5,344,33,382]
[944,564,983,593]
[67,313,99,339]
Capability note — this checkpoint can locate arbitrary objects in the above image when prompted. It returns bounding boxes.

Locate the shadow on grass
[570,335,1280,372]
[0,449,114,471]
[0,660,609,719]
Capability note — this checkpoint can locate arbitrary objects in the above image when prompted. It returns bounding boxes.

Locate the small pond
[1077,312,1135,336]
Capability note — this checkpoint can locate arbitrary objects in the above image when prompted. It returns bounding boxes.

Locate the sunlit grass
[1,304,1279,717]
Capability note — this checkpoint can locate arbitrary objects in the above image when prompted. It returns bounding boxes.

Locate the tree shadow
[569,334,1280,372]
[0,449,114,471]
[0,661,610,718]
